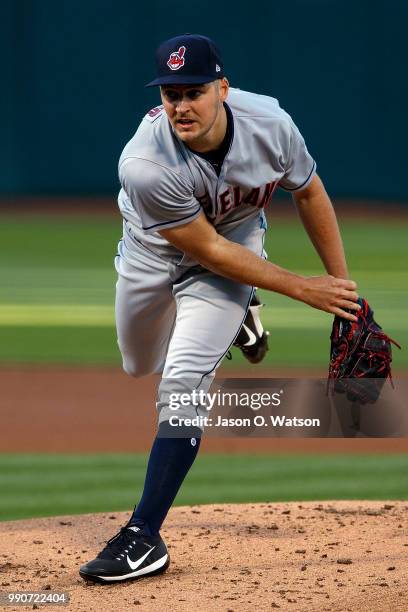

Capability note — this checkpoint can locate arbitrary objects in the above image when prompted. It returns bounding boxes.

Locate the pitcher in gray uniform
[79,34,360,584]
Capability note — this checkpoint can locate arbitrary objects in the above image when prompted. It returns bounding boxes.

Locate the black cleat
[79,524,169,584]
[233,292,269,364]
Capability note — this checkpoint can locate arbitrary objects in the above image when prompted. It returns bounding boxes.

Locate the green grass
[0,326,120,364]
[0,453,407,521]
[0,214,407,367]
[0,215,120,269]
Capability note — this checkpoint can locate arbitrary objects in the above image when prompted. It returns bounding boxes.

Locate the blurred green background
[2,1,407,522]
[1,453,407,521]
[1,211,406,521]
[0,212,406,368]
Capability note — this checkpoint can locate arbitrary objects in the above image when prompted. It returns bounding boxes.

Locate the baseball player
[79,34,360,583]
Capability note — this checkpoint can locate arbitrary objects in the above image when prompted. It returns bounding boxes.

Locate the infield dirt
[1,366,407,611]
[1,501,407,612]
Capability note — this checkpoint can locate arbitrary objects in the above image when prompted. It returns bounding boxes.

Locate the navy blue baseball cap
[145,34,224,87]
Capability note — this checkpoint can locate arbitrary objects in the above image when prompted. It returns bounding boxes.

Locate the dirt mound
[1,502,407,611]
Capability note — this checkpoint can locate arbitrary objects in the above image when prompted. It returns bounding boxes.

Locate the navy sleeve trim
[142,206,202,231]
[279,160,316,192]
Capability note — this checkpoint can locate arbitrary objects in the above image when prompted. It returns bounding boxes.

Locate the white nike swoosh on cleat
[96,554,168,581]
[249,304,264,336]
[241,324,258,347]
[127,546,156,570]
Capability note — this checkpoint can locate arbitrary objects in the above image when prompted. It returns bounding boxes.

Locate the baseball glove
[327,297,401,404]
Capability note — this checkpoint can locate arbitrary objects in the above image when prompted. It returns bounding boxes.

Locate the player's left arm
[291,174,349,278]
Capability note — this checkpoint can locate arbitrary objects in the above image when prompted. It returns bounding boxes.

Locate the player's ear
[218,77,229,102]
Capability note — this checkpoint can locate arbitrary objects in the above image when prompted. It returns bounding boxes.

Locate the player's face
[160,79,229,151]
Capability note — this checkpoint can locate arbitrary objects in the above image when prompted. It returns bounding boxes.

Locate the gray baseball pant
[114,214,266,424]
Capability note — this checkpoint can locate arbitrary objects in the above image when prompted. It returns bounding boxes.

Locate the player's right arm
[159,212,360,322]
[120,157,359,321]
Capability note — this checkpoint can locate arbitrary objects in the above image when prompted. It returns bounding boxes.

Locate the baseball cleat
[79,524,169,584]
[233,292,269,364]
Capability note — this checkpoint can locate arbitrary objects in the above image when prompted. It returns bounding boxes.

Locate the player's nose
[175,97,191,113]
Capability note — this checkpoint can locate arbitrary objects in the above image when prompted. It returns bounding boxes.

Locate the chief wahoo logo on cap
[167,46,186,71]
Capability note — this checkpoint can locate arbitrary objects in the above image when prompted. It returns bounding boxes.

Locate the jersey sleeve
[119,157,202,234]
[278,118,316,192]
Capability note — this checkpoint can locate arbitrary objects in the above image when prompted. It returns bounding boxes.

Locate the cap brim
[145,74,221,87]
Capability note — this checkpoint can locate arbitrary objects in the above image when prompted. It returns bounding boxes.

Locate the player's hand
[298,275,360,321]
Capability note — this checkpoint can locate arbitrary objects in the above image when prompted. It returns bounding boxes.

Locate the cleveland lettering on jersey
[198,182,278,219]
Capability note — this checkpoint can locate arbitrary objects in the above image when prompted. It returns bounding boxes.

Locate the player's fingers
[335,299,361,311]
[335,279,357,291]
[331,307,358,322]
[339,289,359,302]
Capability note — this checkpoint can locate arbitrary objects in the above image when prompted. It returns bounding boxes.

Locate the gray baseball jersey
[117,87,316,265]
[115,88,316,424]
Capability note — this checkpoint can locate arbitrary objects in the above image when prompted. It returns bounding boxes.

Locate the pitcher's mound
[1,501,407,611]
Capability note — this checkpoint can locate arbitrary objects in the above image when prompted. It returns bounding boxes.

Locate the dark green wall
[3,0,407,198]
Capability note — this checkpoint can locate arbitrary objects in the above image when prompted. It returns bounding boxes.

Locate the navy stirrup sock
[129,421,201,535]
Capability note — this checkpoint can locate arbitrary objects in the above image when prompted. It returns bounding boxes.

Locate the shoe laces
[100,526,138,559]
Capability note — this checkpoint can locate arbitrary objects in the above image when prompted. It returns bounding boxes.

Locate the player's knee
[122,358,147,378]
[122,355,162,378]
